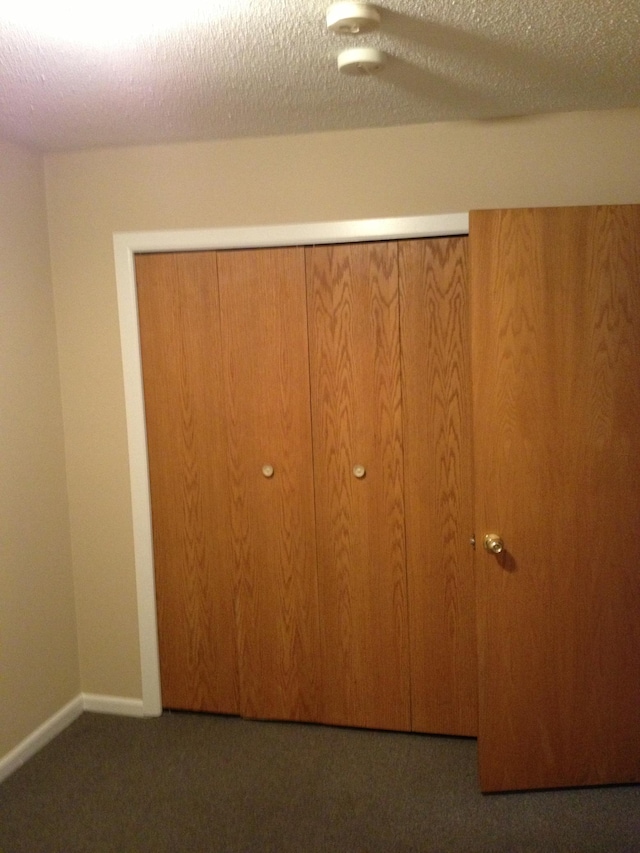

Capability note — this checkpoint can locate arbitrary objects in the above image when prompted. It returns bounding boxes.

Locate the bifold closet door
[472,205,640,791]
[136,252,239,713]
[399,237,477,737]
[217,247,321,723]
[306,241,411,731]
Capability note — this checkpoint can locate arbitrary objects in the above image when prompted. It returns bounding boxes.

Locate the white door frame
[113,213,469,716]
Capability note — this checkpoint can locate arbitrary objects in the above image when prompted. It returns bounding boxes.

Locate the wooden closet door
[306,241,410,731]
[399,237,477,737]
[471,206,640,791]
[217,247,321,722]
[136,252,239,713]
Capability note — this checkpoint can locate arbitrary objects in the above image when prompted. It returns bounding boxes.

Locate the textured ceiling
[1,0,639,152]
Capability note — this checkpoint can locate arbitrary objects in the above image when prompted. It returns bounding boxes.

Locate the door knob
[483,533,504,554]
[353,464,366,479]
[261,464,274,478]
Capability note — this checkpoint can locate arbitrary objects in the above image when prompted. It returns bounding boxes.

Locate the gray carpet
[0,712,638,852]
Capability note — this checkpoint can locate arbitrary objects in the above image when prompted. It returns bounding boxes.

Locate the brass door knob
[483,533,504,554]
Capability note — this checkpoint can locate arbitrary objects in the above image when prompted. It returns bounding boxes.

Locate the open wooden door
[471,206,640,791]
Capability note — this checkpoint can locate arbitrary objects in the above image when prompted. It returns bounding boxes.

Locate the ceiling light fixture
[2,0,234,48]
[337,46,386,75]
[326,2,381,35]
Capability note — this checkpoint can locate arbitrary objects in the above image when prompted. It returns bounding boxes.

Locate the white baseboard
[0,692,148,784]
[0,695,83,784]
[82,693,145,717]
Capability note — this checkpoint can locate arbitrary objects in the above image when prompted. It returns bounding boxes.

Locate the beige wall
[44,107,640,700]
[0,139,78,757]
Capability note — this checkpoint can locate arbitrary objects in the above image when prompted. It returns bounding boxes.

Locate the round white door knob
[262,464,274,478]
[353,464,366,479]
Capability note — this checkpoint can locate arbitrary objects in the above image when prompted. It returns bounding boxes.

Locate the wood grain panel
[217,247,321,722]
[306,242,410,731]
[135,252,239,713]
[471,205,640,791]
[399,238,477,736]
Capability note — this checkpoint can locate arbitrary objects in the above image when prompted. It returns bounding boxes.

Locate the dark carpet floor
[0,712,638,852]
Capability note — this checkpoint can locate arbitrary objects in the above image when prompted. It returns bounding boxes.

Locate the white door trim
[113,213,470,716]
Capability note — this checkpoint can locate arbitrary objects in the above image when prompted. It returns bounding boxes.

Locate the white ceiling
[1,0,639,152]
